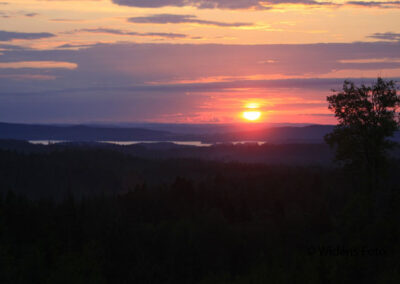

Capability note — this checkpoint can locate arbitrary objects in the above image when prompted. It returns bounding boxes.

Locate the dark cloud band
[113,0,265,9]
[113,0,400,9]
[0,30,55,41]
[368,32,400,41]
[71,28,187,38]
[346,1,400,8]
[128,14,253,27]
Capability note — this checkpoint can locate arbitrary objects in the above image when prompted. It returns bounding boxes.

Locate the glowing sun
[243,111,261,121]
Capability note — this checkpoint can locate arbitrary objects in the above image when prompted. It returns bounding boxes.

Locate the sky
[0,0,399,124]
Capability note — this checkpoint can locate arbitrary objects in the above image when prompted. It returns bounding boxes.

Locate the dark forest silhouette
[0,78,400,283]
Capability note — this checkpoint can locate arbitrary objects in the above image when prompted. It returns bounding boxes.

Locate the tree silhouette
[325,78,400,187]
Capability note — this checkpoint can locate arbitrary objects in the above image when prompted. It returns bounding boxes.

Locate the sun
[243,111,261,121]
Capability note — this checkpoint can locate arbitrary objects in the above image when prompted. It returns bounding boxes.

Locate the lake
[29,140,267,147]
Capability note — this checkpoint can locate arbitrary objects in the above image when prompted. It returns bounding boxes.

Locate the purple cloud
[264,0,334,4]
[0,30,54,41]
[127,14,253,27]
[113,0,400,9]
[368,32,400,41]
[74,28,187,38]
[346,1,400,8]
[0,43,26,50]
[24,13,38,17]
[0,12,9,18]
[0,11,39,19]
[115,0,338,9]
[1,41,399,123]
[113,0,265,9]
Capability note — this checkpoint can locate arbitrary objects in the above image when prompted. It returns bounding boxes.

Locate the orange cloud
[0,61,77,69]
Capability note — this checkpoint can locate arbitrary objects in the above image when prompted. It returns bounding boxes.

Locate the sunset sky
[1,0,399,124]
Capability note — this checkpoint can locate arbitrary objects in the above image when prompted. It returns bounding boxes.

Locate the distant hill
[1,137,399,165]
[203,125,335,143]
[87,122,313,134]
[1,122,398,143]
[0,122,181,141]
[0,139,333,165]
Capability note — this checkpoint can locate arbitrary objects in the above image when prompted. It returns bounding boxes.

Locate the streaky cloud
[50,18,85,22]
[113,0,266,9]
[264,0,335,5]
[0,61,77,69]
[0,43,27,50]
[76,28,187,38]
[0,11,39,19]
[368,32,400,41]
[114,0,400,9]
[115,0,338,9]
[24,13,38,17]
[127,14,253,27]
[3,78,398,97]
[346,1,400,8]
[57,43,98,49]
[0,30,55,41]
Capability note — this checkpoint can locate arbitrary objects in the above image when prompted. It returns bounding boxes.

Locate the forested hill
[1,145,400,283]
[0,122,178,141]
[202,125,336,143]
[0,139,335,164]
[0,146,335,199]
[0,122,339,143]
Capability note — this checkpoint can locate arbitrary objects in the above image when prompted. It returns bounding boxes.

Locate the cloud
[338,58,400,63]
[0,44,27,51]
[298,113,333,117]
[113,0,266,9]
[24,13,38,17]
[346,1,400,8]
[368,32,400,41]
[57,43,99,49]
[0,30,55,41]
[50,18,85,22]
[113,0,400,9]
[127,14,253,27]
[0,12,10,18]
[1,41,399,123]
[264,0,334,5]
[0,11,39,19]
[0,61,77,69]
[2,41,400,84]
[1,78,362,95]
[266,0,400,8]
[74,28,187,38]
[114,0,336,9]
[336,57,400,70]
